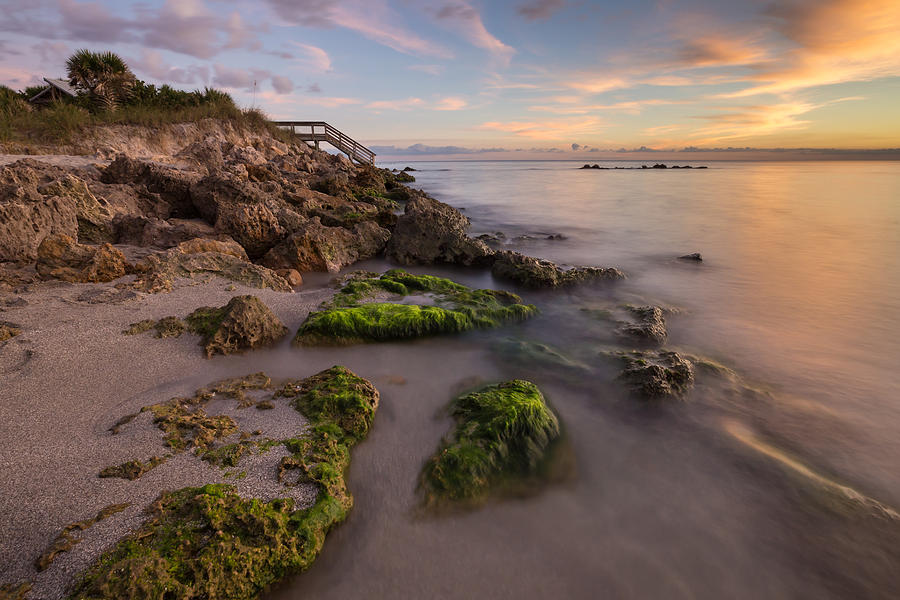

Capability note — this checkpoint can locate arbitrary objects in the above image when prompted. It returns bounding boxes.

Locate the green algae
[295,269,537,345]
[187,296,289,358]
[35,503,130,572]
[0,582,31,600]
[122,316,186,338]
[144,398,238,452]
[420,380,560,506]
[493,338,591,374]
[69,366,379,600]
[99,456,166,480]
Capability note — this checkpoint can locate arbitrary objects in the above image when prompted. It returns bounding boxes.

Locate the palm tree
[65,49,136,111]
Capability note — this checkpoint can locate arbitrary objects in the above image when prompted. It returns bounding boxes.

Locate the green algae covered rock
[0,321,21,342]
[187,295,289,357]
[420,380,560,506]
[70,366,379,600]
[294,269,537,345]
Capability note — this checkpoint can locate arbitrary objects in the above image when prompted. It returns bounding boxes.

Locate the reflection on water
[264,161,900,599]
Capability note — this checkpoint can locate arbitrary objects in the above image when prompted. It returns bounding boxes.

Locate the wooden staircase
[272,121,375,165]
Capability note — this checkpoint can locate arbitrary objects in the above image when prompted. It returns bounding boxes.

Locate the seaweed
[35,503,130,571]
[295,269,537,345]
[420,380,560,506]
[99,456,166,480]
[69,366,379,600]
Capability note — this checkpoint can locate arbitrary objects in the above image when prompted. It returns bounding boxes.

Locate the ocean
[267,159,900,599]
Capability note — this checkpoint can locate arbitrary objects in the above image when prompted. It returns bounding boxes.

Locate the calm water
[266,160,900,599]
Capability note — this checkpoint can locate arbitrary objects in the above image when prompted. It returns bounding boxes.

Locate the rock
[77,287,139,304]
[0,164,79,261]
[174,238,248,260]
[494,338,590,374]
[678,252,703,262]
[0,321,21,342]
[39,174,113,243]
[113,215,217,248]
[615,350,694,399]
[176,136,225,172]
[475,232,506,247]
[214,203,286,258]
[35,234,127,283]
[616,305,667,345]
[276,269,303,287]
[186,295,289,357]
[491,251,625,288]
[393,171,415,183]
[546,234,566,240]
[402,166,417,172]
[101,155,200,218]
[132,240,292,293]
[262,217,390,273]
[386,194,494,266]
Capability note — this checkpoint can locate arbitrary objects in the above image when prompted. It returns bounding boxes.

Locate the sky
[2,0,900,160]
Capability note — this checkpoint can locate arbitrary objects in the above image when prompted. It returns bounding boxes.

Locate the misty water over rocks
[266,160,900,599]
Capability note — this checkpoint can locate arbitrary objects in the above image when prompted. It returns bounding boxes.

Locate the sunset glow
[2,0,900,159]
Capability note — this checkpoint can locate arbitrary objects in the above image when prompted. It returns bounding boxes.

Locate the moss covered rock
[186,295,288,357]
[294,269,537,345]
[99,457,166,480]
[71,366,379,600]
[420,380,560,505]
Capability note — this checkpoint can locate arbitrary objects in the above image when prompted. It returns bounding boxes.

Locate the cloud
[288,42,332,72]
[130,50,210,84]
[307,83,322,93]
[271,75,295,94]
[267,0,452,58]
[434,96,467,110]
[371,143,508,155]
[366,97,425,111]
[517,0,565,21]
[433,2,516,65]
[479,117,605,140]
[407,64,444,76]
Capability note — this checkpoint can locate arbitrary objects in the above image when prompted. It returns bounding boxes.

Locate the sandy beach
[0,273,334,598]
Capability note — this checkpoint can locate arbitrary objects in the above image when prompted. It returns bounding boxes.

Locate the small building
[28,78,77,105]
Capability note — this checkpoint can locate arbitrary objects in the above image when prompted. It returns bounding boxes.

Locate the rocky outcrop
[101,155,200,219]
[113,215,217,248]
[615,350,694,399]
[132,239,291,293]
[186,295,288,357]
[491,251,625,288]
[386,194,493,266]
[616,305,667,345]
[262,217,390,273]
[39,174,113,243]
[35,234,127,283]
[0,163,79,262]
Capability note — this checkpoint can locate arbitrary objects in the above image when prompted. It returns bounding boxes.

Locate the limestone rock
[35,234,127,283]
[262,217,390,273]
[187,295,289,357]
[0,164,79,262]
[101,155,199,218]
[39,174,113,243]
[113,215,217,248]
[386,194,493,266]
[616,305,667,345]
[491,251,625,288]
[616,350,694,399]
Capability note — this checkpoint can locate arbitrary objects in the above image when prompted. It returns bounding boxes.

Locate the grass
[69,366,379,600]
[420,380,560,506]
[0,84,292,146]
[294,269,537,345]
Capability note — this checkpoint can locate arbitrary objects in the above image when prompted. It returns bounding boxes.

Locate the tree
[65,49,136,111]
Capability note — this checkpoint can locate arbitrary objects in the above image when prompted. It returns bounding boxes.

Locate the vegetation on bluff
[69,366,379,600]
[420,380,560,506]
[294,269,538,345]
[1,51,290,146]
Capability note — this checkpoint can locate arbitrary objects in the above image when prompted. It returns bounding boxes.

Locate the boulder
[214,202,286,258]
[275,269,303,287]
[386,194,493,266]
[113,215,217,248]
[186,295,288,357]
[491,251,625,288]
[101,155,200,218]
[0,163,79,262]
[35,233,127,283]
[678,252,703,262]
[39,174,113,243]
[262,217,390,273]
[616,305,667,345]
[615,350,694,399]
